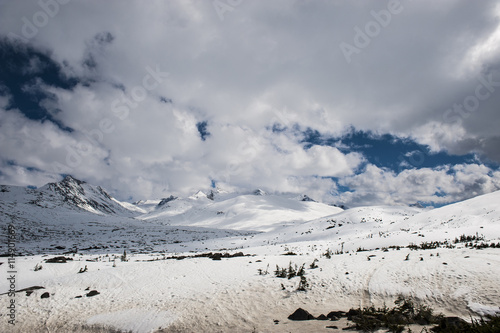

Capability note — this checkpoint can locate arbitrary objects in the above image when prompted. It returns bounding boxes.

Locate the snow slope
[1,245,499,332]
[212,191,500,253]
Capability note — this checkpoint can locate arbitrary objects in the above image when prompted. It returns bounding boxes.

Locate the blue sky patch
[300,128,486,172]
[0,38,77,131]
[196,121,210,141]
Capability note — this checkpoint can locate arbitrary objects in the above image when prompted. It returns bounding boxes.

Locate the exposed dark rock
[331,203,347,209]
[158,195,178,207]
[0,252,23,257]
[140,251,250,261]
[41,292,50,299]
[21,286,44,292]
[327,311,346,320]
[253,189,266,196]
[301,195,316,202]
[86,290,100,297]
[288,308,315,321]
[211,253,222,261]
[62,175,85,185]
[316,314,328,320]
[432,316,469,331]
[346,309,361,319]
[45,256,73,263]
[207,191,215,200]
[0,285,45,296]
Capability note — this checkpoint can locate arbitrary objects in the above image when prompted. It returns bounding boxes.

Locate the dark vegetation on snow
[138,251,251,261]
[287,296,500,332]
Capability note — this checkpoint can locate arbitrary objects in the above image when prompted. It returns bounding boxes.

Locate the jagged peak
[158,195,178,207]
[190,190,206,197]
[190,190,215,200]
[409,202,424,209]
[61,175,86,185]
[207,190,215,201]
[253,189,266,196]
[300,194,316,202]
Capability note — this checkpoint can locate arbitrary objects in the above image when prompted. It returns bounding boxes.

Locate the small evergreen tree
[297,263,306,276]
[287,262,297,279]
[297,275,309,291]
[121,250,128,262]
[274,265,287,278]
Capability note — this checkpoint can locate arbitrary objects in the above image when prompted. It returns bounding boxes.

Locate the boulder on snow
[288,308,315,321]
[434,316,469,331]
[40,292,50,299]
[327,311,346,320]
[86,290,100,297]
[45,256,73,263]
[211,253,222,260]
[346,309,361,319]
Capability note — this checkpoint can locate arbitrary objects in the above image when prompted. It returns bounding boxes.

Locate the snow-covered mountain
[139,191,343,232]
[2,176,500,254]
[0,175,140,218]
[0,176,259,255]
[2,176,499,253]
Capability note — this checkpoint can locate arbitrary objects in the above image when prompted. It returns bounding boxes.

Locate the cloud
[0,0,499,204]
[338,163,500,207]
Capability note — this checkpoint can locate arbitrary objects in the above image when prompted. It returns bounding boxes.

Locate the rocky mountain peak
[61,175,86,186]
[158,195,178,207]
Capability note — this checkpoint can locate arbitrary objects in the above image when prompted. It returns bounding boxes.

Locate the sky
[0,0,500,207]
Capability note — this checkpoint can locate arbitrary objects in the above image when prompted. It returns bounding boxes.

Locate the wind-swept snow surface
[0,179,499,332]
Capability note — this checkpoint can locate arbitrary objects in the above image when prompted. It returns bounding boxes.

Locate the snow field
[1,244,499,332]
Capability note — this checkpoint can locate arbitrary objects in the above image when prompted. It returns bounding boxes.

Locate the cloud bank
[0,0,499,206]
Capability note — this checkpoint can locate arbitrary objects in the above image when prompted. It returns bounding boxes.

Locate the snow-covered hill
[223,191,500,255]
[140,192,344,232]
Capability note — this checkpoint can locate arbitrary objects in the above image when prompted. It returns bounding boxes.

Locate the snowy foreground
[1,178,500,332]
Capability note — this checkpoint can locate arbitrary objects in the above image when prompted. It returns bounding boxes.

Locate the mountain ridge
[1,176,499,255]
